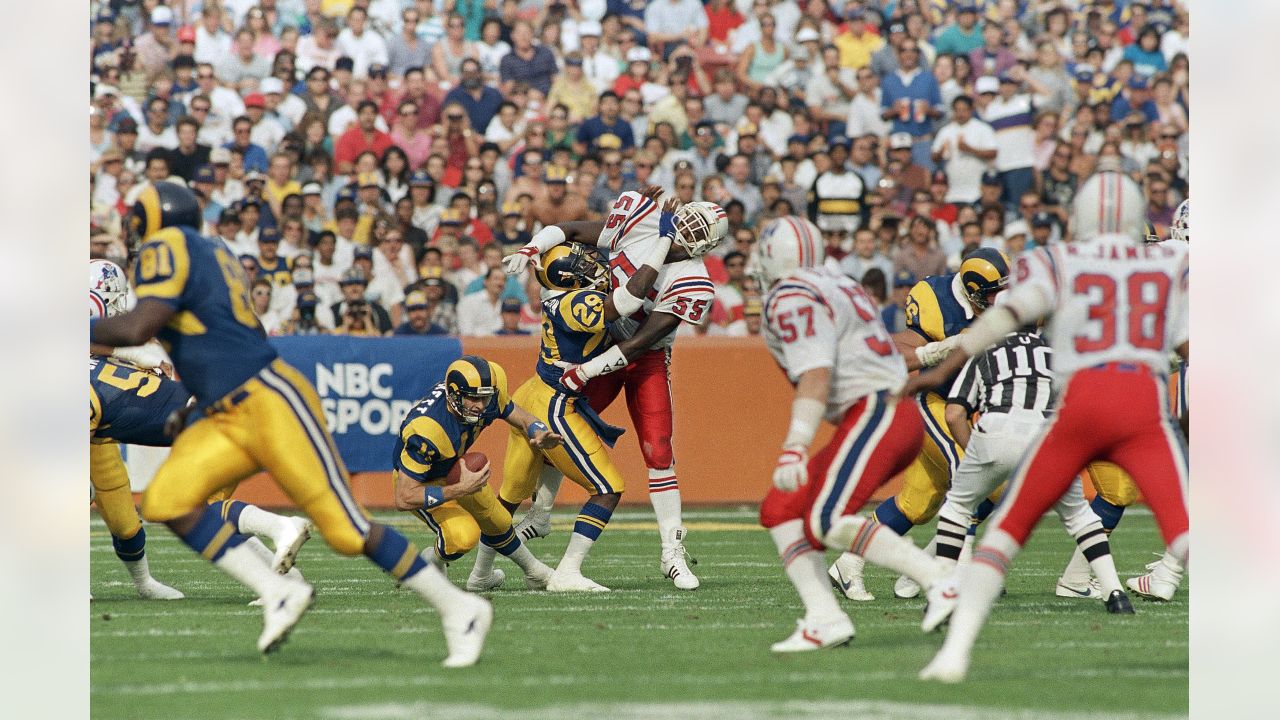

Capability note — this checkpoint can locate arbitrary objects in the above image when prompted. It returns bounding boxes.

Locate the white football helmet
[673,201,728,257]
[1070,171,1146,243]
[1170,198,1189,243]
[754,216,825,288]
[90,259,129,319]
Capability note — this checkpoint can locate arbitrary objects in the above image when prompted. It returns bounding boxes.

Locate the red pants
[582,348,675,470]
[993,364,1189,547]
[760,392,923,550]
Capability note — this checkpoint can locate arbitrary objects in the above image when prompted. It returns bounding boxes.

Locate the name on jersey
[1064,243,1179,260]
[315,362,415,436]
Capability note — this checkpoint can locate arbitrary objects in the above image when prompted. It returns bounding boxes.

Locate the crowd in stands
[89,0,1189,339]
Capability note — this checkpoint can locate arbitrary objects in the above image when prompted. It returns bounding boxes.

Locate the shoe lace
[664,541,698,567]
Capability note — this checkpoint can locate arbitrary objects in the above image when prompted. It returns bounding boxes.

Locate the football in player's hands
[445,452,488,486]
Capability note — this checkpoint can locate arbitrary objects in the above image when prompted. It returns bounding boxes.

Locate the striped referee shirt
[947,331,1055,415]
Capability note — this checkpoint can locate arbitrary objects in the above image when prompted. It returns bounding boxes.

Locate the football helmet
[1070,171,1145,243]
[673,201,728,258]
[1170,198,1189,243]
[754,216,825,288]
[535,243,607,293]
[958,247,1010,311]
[89,259,129,319]
[444,355,505,425]
[126,180,202,246]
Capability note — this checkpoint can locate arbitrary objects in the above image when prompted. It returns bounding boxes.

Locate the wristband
[423,485,446,509]
[526,421,549,439]
[528,224,567,253]
[783,396,825,449]
[580,345,628,379]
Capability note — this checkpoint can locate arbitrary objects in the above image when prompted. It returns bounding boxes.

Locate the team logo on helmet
[89,259,128,318]
[535,243,607,293]
[958,248,1010,311]
[444,356,501,425]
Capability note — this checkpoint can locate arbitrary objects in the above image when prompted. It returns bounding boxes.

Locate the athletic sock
[481,528,548,576]
[940,529,1021,659]
[1072,521,1122,594]
[839,515,941,589]
[219,500,289,542]
[770,519,843,621]
[530,466,563,515]
[959,534,975,565]
[471,544,498,577]
[112,526,153,585]
[872,497,914,535]
[173,504,283,595]
[559,501,613,574]
[648,468,682,541]
[934,509,970,566]
[364,524,466,607]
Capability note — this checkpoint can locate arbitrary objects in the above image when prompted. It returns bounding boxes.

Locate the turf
[90,507,1187,720]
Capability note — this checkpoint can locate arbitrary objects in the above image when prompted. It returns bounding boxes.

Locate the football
[444,451,488,485]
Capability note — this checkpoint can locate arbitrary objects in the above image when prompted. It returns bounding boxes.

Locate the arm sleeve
[132,228,191,306]
[766,292,837,381]
[945,355,982,413]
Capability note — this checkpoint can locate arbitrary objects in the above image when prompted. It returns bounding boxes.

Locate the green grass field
[91,507,1187,720]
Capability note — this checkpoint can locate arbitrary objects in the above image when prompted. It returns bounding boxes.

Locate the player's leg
[1058,461,1138,594]
[623,350,698,589]
[472,422,547,589]
[1051,477,1121,600]
[930,425,1011,573]
[254,362,490,666]
[456,485,554,589]
[90,443,183,599]
[209,490,313,575]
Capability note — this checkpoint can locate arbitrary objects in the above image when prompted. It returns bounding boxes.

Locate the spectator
[547,53,598,124]
[218,29,272,89]
[736,13,786,93]
[529,167,589,227]
[834,7,883,70]
[931,95,997,205]
[456,266,506,336]
[194,6,232,65]
[892,215,947,280]
[933,4,984,56]
[880,269,915,334]
[577,21,619,89]
[982,72,1037,211]
[334,265,394,333]
[495,298,532,336]
[334,298,384,337]
[251,276,288,335]
[645,0,709,57]
[334,101,394,172]
[870,22,927,78]
[334,7,389,80]
[395,290,449,335]
[577,91,635,156]
[444,59,504,136]
[969,20,1017,80]
[1123,25,1169,79]
[387,7,431,78]
[165,116,210,182]
[723,154,764,220]
[136,96,178,154]
[809,136,869,235]
[704,69,749,127]
[225,116,269,173]
[244,94,286,154]
[840,227,894,283]
[434,12,482,85]
[499,21,558,96]
[133,6,177,77]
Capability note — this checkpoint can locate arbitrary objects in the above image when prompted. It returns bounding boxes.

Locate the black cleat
[1105,589,1135,614]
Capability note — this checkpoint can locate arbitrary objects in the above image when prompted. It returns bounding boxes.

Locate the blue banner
[270,336,464,472]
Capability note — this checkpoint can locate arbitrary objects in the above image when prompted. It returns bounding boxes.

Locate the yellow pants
[140,359,372,555]
[500,377,625,506]
[90,442,142,540]
[411,479,514,562]
[1086,461,1141,507]
[892,392,970,524]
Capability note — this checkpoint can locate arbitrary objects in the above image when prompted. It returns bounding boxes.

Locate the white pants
[942,410,1095,536]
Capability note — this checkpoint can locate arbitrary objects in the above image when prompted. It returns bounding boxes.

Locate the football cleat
[546,569,610,592]
[894,574,922,599]
[271,516,313,575]
[465,568,506,592]
[514,509,552,542]
[661,526,700,590]
[1055,577,1104,600]
[440,594,493,668]
[1104,589,1135,614]
[921,575,960,633]
[523,566,552,591]
[919,648,970,683]
[257,580,315,654]
[770,615,855,653]
[135,578,185,600]
[1126,557,1183,601]
[828,553,875,601]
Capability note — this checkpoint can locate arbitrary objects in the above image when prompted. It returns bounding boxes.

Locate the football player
[474,207,679,592]
[915,172,1187,682]
[755,217,945,651]
[90,260,311,599]
[827,247,1011,602]
[391,355,563,589]
[90,181,494,667]
[502,187,728,590]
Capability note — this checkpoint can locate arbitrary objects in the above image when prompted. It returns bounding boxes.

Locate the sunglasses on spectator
[1161,133,1179,139]
[900,46,919,54]
[552,113,568,120]
[466,163,483,170]
[447,114,464,121]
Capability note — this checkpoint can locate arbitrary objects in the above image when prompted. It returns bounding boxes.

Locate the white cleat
[770,615,855,653]
[440,594,493,668]
[661,526,700,590]
[135,578,185,600]
[257,580,315,654]
[919,648,970,683]
[894,574,922,599]
[1055,577,1104,600]
[465,568,506,592]
[921,575,960,633]
[828,553,875,601]
[523,566,553,591]
[546,569,610,592]
[271,517,313,574]
[514,509,552,542]
[1126,558,1183,601]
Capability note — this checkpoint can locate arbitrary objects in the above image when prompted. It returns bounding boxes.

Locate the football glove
[772,447,809,492]
[560,365,590,393]
[503,246,538,275]
[658,210,677,241]
[916,335,961,368]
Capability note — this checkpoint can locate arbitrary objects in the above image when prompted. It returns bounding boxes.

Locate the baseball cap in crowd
[209,147,232,165]
[544,166,569,183]
[218,208,240,225]
[956,3,979,14]
[975,76,999,95]
[368,64,388,78]
[357,171,382,188]
[439,208,465,225]
[565,52,583,66]
[1031,212,1055,229]
[1128,75,1151,90]
[626,47,652,64]
[787,134,809,147]
[420,266,446,286]
[888,21,906,34]
[501,201,523,216]
[846,6,865,19]
[151,5,173,25]
[173,54,196,69]
[761,174,781,187]
[177,26,196,43]
[96,9,116,24]
[194,165,216,184]
[893,269,917,288]
[409,170,433,186]
[336,186,359,203]
[301,182,322,196]
[99,147,124,164]
[578,20,602,37]
[405,290,429,310]
[998,72,1018,85]
[795,28,821,44]
[743,297,763,317]
[113,115,138,133]
[738,122,759,138]
[1075,68,1096,84]
[335,57,355,72]
[94,84,120,101]
[888,132,913,151]
[237,197,263,210]
[353,246,373,260]
[829,135,852,149]
[296,290,319,310]
[931,169,948,186]
[259,227,281,244]
[694,120,715,137]
[244,170,266,185]
[293,268,315,286]
[981,170,1001,186]
[340,268,368,285]
[596,134,623,150]
[244,93,266,108]
[672,158,694,173]
[500,298,523,314]
[260,77,285,95]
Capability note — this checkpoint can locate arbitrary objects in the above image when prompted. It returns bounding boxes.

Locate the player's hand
[156,361,176,380]
[639,184,665,202]
[503,247,537,275]
[772,446,809,492]
[916,335,960,368]
[658,207,677,240]
[163,401,197,440]
[453,461,491,497]
[560,364,591,393]
[528,429,564,450]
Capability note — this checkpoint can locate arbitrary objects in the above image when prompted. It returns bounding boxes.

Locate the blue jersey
[393,362,513,484]
[132,226,278,406]
[89,355,192,447]
[537,290,612,389]
[904,273,974,344]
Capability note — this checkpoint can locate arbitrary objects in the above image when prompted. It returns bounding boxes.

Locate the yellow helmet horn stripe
[535,245,575,290]
[138,184,163,241]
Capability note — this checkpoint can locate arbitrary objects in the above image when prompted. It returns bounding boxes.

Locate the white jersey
[763,267,908,422]
[596,191,716,350]
[1007,234,1189,384]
